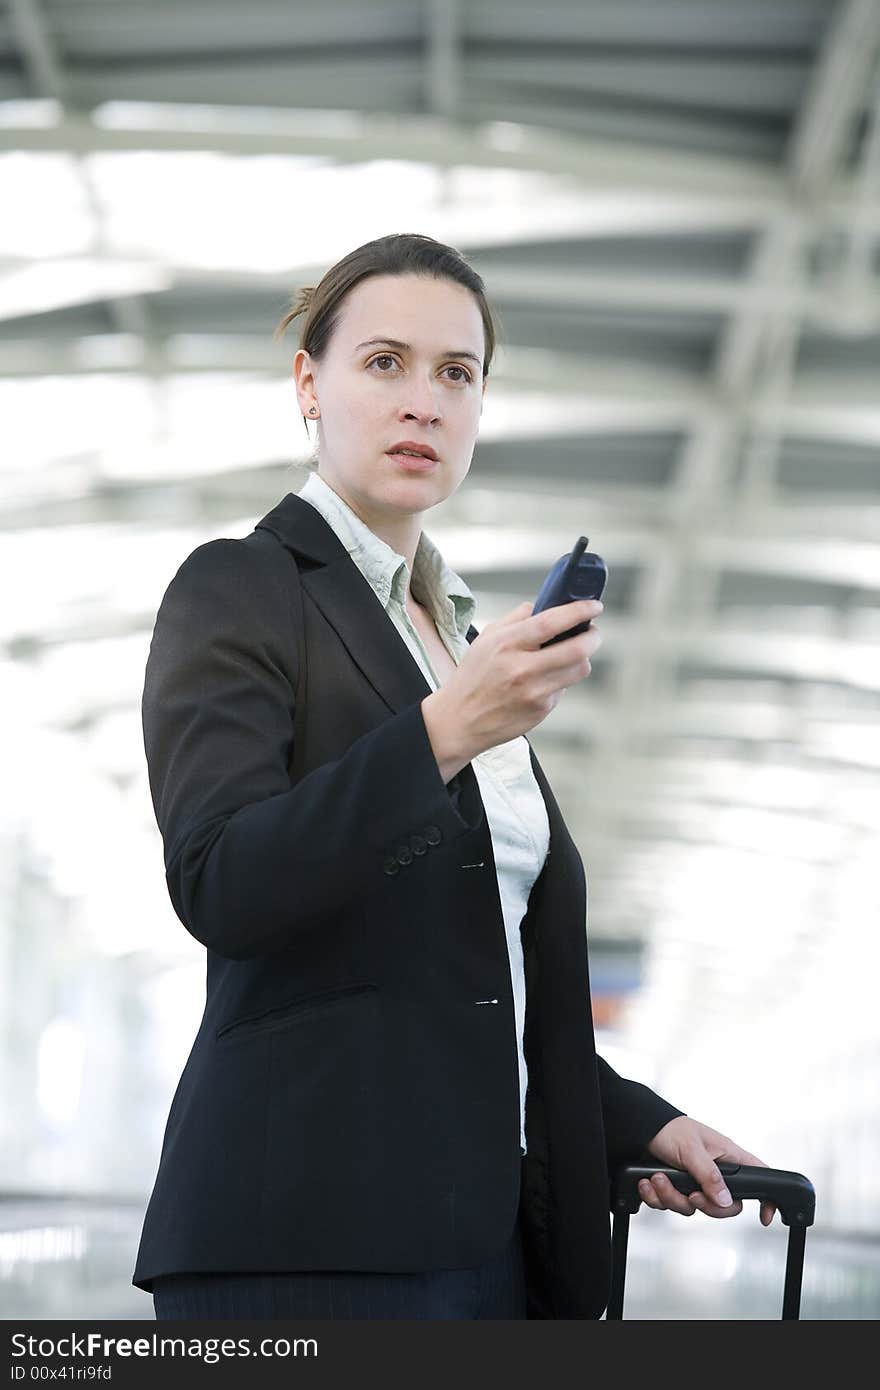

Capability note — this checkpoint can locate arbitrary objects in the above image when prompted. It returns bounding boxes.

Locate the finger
[683,1151,736,1210]
[524,599,604,648]
[688,1191,743,1220]
[496,601,536,626]
[714,1148,776,1222]
[643,1174,695,1217]
[533,630,603,696]
[638,1179,659,1209]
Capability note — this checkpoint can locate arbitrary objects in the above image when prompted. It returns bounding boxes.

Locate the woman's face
[293,273,487,523]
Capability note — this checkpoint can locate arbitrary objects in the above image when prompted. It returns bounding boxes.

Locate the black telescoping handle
[608,1163,815,1321]
[612,1162,815,1226]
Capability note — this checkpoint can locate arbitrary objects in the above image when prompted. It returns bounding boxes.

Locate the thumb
[688,1153,734,1209]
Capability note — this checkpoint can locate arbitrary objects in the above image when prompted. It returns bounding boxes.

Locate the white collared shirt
[298,470,550,1156]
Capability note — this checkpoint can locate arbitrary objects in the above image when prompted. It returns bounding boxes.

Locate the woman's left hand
[641,1116,777,1226]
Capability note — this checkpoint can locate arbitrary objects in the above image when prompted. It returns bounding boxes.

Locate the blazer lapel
[255,491,436,717]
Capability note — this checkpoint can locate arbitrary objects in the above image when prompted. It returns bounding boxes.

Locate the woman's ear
[292,348,318,417]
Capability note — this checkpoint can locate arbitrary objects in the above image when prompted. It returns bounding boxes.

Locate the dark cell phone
[532,536,608,648]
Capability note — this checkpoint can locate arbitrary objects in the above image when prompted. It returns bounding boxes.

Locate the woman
[134,233,776,1320]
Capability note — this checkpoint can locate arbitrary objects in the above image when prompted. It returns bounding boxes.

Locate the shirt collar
[297,470,476,641]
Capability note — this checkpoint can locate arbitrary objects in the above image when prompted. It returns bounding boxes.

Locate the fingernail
[717,1187,733,1207]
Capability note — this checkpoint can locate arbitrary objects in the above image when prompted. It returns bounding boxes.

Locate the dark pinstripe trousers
[152,1211,528,1320]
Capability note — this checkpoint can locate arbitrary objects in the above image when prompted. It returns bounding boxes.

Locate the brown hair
[273,232,500,461]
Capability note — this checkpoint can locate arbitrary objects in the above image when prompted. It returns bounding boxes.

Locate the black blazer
[131,490,684,1318]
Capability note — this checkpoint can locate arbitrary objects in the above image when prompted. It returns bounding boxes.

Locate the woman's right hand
[421,598,603,781]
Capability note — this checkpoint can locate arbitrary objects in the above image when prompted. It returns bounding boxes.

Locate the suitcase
[608,1161,816,1319]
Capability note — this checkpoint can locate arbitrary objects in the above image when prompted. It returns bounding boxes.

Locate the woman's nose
[399,379,441,423]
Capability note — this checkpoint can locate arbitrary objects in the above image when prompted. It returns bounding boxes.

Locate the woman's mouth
[386,450,439,471]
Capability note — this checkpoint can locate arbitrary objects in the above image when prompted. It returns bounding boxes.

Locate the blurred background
[1,0,879,1319]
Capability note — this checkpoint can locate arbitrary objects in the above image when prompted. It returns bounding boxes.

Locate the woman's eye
[367,355,472,383]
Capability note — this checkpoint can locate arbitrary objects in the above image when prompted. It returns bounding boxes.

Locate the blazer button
[423,825,442,845]
[410,835,427,855]
[395,845,414,866]
[382,855,400,876]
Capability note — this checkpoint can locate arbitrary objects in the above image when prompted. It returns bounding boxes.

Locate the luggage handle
[612,1161,816,1227]
[608,1162,816,1320]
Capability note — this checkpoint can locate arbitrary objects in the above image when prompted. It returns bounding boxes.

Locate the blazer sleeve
[142,537,481,960]
[596,1055,687,1166]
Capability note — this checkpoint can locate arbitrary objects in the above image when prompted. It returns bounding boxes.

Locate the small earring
[309,405,318,416]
